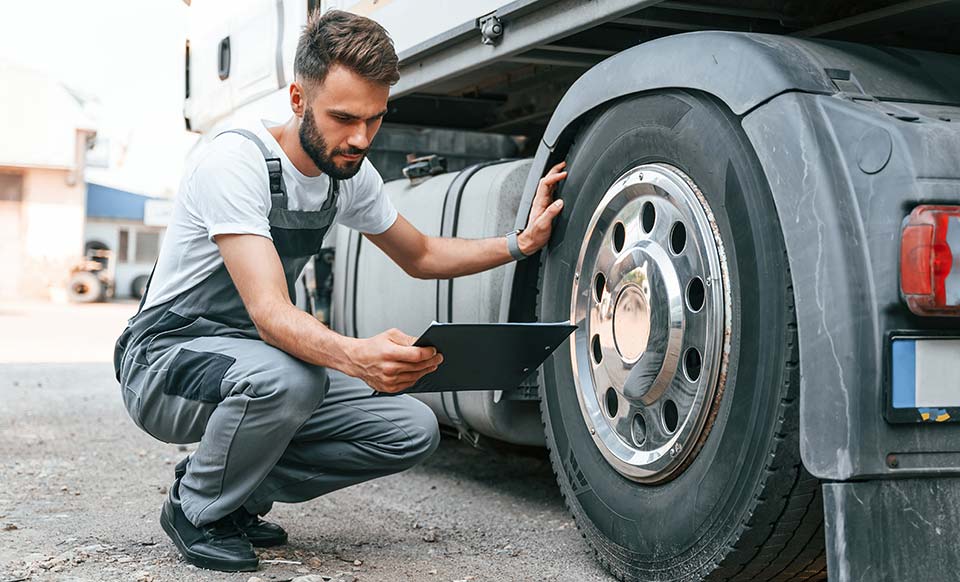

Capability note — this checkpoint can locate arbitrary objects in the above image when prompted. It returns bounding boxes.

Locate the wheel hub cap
[612,283,648,362]
[569,164,730,483]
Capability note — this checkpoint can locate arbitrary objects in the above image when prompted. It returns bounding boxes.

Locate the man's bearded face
[298,104,368,180]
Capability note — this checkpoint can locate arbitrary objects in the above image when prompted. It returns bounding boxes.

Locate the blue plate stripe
[892,339,917,409]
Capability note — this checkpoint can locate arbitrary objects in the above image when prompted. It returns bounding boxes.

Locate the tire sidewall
[540,91,790,575]
[68,271,105,303]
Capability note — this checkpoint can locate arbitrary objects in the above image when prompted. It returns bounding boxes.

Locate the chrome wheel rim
[569,163,730,483]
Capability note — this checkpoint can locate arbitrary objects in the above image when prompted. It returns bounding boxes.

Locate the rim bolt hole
[684,347,702,382]
[670,222,687,255]
[686,277,705,312]
[663,399,679,434]
[591,334,603,365]
[641,201,656,234]
[631,413,646,446]
[593,272,606,303]
[605,388,619,418]
[613,221,626,252]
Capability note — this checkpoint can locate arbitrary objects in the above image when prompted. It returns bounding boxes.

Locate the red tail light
[900,205,960,316]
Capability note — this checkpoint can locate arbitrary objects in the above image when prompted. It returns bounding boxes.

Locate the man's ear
[289,81,306,117]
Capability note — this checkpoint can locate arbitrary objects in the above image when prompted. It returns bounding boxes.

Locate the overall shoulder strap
[216,129,288,211]
[321,175,341,211]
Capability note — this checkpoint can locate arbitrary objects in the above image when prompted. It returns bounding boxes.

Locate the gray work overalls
[114,129,440,527]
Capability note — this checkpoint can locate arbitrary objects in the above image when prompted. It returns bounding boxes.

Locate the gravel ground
[0,301,612,582]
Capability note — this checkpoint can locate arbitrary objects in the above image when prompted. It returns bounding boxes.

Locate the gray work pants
[121,335,441,527]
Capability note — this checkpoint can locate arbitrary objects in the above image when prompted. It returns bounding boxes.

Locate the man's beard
[298,105,367,180]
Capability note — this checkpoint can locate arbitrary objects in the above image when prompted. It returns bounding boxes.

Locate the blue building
[84,182,171,299]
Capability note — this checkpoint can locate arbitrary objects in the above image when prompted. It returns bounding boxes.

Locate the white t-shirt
[142,119,398,311]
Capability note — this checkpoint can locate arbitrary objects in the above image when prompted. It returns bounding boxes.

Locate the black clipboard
[395,321,577,394]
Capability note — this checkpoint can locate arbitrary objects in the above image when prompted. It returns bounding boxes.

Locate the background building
[0,61,97,300]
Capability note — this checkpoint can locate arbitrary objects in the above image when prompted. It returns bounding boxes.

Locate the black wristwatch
[505,228,530,261]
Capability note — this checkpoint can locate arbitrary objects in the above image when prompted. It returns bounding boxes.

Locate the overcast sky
[0,0,197,197]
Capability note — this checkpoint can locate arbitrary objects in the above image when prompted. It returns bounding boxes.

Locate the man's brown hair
[295,9,400,88]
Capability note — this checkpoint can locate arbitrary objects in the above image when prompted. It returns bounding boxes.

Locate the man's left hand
[518,161,567,255]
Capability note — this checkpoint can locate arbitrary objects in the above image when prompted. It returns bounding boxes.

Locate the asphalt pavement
[0,301,611,582]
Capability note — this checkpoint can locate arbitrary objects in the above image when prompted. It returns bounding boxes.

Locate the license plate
[887,336,960,424]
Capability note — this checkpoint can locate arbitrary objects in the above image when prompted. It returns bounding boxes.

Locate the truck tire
[538,91,826,581]
[67,271,104,303]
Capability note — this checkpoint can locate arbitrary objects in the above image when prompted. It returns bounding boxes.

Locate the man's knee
[399,398,441,466]
[251,360,328,421]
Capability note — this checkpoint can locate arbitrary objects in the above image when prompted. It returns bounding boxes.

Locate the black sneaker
[231,507,288,547]
[159,479,259,572]
[175,456,288,547]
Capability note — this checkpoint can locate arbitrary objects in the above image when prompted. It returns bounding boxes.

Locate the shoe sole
[247,531,288,548]
[160,501,259,573]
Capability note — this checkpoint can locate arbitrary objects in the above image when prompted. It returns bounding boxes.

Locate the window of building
[0,172,23,202]
[118,229,130,263]
[134,231,160,264]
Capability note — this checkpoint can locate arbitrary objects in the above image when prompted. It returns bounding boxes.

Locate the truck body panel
[744,91,960,480]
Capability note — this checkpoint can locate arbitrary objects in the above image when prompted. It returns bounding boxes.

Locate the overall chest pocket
[270,225,329,258]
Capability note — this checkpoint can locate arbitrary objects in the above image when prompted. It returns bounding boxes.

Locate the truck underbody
[386,0,960,139]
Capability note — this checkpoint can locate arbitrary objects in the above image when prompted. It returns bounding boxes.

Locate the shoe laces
[202,515,245,540]
[231,508,262,528]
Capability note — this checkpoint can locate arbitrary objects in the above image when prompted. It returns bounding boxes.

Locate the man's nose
[347,125,370,151]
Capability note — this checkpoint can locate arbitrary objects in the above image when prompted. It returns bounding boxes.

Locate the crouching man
[113,8,567,573]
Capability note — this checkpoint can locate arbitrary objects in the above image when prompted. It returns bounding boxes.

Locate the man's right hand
[347,328,443,393]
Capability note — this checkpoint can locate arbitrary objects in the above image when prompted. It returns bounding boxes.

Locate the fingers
[393,352,444,373]
[380,352,443,376]
[531,199,564,234]
[535,162,568,194]
[540,170,568,185]
[377,363,441,393]
[384,327,416,346]
[365,329,445,392]
[544,198,565,218]
[383,328,438,362]
[391,344,439,363]
[536,169,567,195]
[532,162,568,212]
[542,161,567,185]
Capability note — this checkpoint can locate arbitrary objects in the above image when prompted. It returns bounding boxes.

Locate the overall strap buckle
[216,128,289,210]
[264,158,286,207]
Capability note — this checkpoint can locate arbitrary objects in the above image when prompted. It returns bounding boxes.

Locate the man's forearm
[417,234,521,279]
[253,300,356,372]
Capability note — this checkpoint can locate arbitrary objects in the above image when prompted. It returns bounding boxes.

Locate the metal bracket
[826,68,922,122]
[479,14,503,46]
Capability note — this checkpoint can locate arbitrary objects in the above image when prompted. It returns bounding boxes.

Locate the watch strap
[506,228,528,261]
